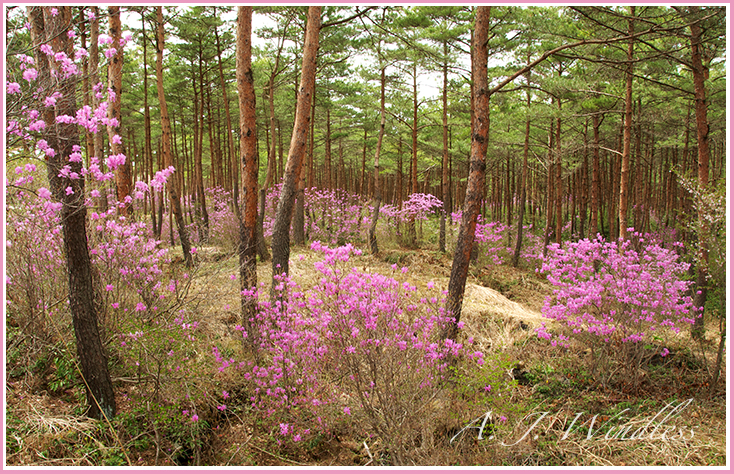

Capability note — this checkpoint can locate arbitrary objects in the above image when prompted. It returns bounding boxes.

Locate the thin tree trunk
[361,127,368,196]
[196,52,209,241]
[325,108,332,189]
[512,70,531,267]
[543,120,555,254]
[590,113,603,238]
[688,6,711,339]
[141,11,159,238]
[554,93,563,245]
[444,6,490,341]
[439,42,450,253]
[408,62,419,247]
[271,6,321,283]
[156,6,192,267]
[619,6,635,242]
[107,6,131,217]
[368,66,386,255]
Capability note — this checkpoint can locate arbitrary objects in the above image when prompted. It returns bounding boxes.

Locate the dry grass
[6,242,727,467]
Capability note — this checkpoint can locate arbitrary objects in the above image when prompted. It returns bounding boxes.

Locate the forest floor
[5,242,728,467]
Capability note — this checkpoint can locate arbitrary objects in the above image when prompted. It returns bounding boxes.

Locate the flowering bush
[6,166,66,341]
[215,242,484,463]
[536,233,695,386]
[261,186,368,246]
[474,217,512,265]
[380,193,443,224]
[304,187,367,244]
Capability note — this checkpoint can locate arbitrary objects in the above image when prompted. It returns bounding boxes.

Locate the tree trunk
[156,6,193,267]
[196,52,210,241]
[408,62,419,247]
[512,71,531,267]
[214,14,240,216]
[590,113,603,238]
[542,120,555,255]
[554,92,563,245]
[439,42,450,253]
[236,6,258,348]
[368,66,386,255]
[29,5,116,420]
[107,6,131,218]
[141,11,159,238]
[689,7,711,339]
[618,6,635,242]
[579,119,589,239]
[89,7,106,212]
[443,6,490,341]
[325,108,332,189]
[361,127,368,196]
[271,6,321,283]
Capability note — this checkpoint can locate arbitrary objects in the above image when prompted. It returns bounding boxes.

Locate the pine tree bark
[554,96,563,245]
[542,120,555,255]
[368,66,386,255]
[28,5,116,420]
[325,108,332,189]
[512,71,532,267]
[618,6,635,242]
[156,6,193,267]
[196,53,210,241]
[443,6,490,341]
[236,6,258,348]
[107,6,131,217]
[271,6,321,282]
[214,11,238,215]
[590,113,603,238]
[140,10,159,238]
[408,62,420,247]
[439,42,450,253]
[688,6,711,339]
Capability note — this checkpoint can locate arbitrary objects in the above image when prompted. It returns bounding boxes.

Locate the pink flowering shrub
[115,308,201,400]
[304,188,367,245]
[170,187,240,250]
[215,242,484,463]
[260,185,369,245]
[449,211,535,266]
[536,233,695,386]
[380,193,443,224]
[6,167,66,340]
[474,217,512,265]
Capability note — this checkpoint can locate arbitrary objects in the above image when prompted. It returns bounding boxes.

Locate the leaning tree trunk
[270,6,321,284]
[156,6,192,267]
[29,5,116,420]
[443,6,491,342]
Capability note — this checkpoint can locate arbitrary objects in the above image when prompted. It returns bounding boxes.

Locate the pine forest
[4,5,727,467]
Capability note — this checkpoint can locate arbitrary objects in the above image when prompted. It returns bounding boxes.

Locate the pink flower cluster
[380,193,443,223]
[215,243,483,444]
[536,233,695,348]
